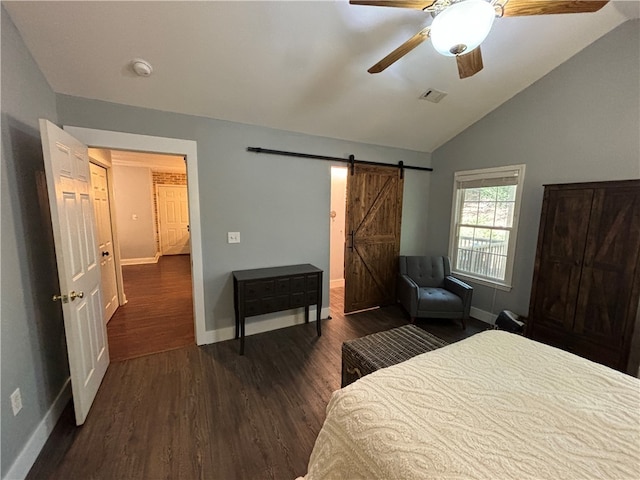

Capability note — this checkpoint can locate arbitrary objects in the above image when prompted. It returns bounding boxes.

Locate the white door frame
[64,126,207,345]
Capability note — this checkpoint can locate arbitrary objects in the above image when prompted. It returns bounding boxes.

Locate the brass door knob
[52,294,68,303]
[69,291,84,301]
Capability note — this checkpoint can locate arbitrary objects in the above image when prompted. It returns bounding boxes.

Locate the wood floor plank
[27,286,489,480]
[107,254,195,361]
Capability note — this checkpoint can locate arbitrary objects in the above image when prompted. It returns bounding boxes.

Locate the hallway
[107,255,195,362]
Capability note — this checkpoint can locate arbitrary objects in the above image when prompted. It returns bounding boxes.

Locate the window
[448,165,525,290]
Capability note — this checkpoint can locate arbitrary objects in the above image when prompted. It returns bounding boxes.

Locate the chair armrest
[445,276,473,319]
[397,274,419,315]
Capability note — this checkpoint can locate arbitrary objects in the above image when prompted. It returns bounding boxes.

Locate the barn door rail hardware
[246,147,433,177]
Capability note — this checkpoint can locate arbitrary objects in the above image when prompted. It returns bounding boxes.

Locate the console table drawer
[244,280,275,299]
[290,292,306,308]
[306,274,320,289]
[276,278,290,294]
[291,275,306,292]
[306,291,318,304]
[261,295,289,314]
[244,299,261,316]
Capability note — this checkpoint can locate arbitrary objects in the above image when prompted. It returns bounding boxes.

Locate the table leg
[240,317,245,355]
[304,305,309,323]
[316,307,321,336]
[317,274,322,336]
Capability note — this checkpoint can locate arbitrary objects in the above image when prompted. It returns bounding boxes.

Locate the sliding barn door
[344,164,404,313]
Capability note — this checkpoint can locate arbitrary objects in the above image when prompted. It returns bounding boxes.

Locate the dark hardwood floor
[107,254,195,362]
[27,287,488,480]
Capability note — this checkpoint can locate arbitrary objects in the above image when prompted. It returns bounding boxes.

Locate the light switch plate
[227,232,240,244]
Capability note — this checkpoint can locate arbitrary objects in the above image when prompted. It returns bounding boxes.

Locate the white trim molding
[199,307,332,345]
[471,306,498,325]
[330,278,345,288]
[120,253,161,266]
[63,126,207,345]
[3,379,71,480]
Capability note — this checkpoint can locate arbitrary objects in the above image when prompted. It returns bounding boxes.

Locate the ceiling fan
[350,0,609,79]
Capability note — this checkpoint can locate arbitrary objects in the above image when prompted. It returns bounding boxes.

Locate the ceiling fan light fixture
[430,0,495,57]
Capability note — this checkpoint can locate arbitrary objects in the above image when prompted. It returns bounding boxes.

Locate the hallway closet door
[90,162,119,322]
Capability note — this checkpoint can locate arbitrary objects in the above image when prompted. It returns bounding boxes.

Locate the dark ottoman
[341,324,449,387]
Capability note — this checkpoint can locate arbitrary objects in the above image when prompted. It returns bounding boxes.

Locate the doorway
[331,163,405,315]
[88,147,195,361]
[64,126,207,345]
[330,166,347,316]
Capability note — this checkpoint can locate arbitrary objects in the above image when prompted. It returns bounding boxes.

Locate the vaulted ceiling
[4,1,638,152]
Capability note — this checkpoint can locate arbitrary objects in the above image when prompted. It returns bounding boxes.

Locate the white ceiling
[5,1,638,152]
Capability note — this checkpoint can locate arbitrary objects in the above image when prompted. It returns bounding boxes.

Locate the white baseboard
[4,379,72,480]
[329,278,344,288]
[120,252,160,266]
[197,306,331,345]
[471,306,497,325]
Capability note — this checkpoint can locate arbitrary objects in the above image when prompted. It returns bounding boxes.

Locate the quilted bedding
[303,330,640,479]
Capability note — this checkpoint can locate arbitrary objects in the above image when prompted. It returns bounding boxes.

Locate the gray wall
[1,6,69,477]
[427,20,640,318]
[55,88,432,335]
[111,165,157,260]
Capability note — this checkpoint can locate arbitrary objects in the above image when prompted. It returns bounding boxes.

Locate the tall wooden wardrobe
[527,180,640,375]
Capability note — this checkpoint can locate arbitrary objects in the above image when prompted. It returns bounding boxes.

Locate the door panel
[157,185,190,255]
[40,119,109,425]
[344,164,403,313]
[574,187,640,345]
[533,188,593,330]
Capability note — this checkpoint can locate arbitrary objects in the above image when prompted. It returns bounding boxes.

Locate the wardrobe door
[531,187,594,332]
[573,186,640,368]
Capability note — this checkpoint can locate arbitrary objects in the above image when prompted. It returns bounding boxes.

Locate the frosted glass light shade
[430,0,495,57]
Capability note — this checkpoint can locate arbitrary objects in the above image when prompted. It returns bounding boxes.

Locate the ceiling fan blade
[501,0,608,17]
[368,27,431,73]
[350,1,436,10]
[456,47,484,79]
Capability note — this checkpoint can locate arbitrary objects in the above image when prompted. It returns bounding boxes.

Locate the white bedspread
[304,330,640,480]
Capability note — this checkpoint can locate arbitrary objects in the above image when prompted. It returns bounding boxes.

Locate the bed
[301,330,640,479]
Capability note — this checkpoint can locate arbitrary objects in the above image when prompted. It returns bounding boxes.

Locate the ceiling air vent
[419,88,447,103]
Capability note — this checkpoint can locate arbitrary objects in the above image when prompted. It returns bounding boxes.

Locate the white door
[40,119,109,425]
[157,185,190,255]
[90,163,118,323]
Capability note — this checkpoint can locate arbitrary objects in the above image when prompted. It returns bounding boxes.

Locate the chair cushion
[417,287,463,313]
[404,256,447,288]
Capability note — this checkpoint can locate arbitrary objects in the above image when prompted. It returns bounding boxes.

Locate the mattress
[303,330,640,479]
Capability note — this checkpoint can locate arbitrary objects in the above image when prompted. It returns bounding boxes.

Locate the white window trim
[448,164,526,290]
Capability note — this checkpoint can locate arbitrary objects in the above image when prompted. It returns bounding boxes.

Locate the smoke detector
[131,59,153,77]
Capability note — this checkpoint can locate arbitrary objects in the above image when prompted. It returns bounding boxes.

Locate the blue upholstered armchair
[397,256,473,329]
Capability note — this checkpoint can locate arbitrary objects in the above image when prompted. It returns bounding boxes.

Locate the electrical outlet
[11,388,22,416]
[227,232,240,244]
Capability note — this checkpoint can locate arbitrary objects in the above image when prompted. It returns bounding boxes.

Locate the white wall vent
[419,88,447,103]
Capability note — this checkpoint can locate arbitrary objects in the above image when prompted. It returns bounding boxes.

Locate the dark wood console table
[233,264,323,355]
